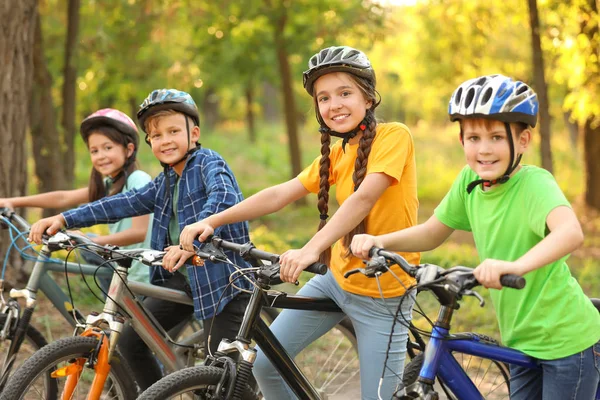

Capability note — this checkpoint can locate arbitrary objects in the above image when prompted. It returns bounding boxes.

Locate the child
[28,89,253,390]
[0,108,152,283]
[179,46,420,399]
[351,74,600,399]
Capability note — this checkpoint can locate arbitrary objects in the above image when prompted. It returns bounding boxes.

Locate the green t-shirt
[435,165,600,359]
[168,178,188,278]
[106,170,153,283]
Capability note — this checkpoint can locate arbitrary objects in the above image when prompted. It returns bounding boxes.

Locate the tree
[527,0,553,173]
[0,0,38,284]
[60,0,80,186]
[30,12,64,217]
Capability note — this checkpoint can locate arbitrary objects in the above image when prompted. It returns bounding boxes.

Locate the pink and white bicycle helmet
[80,108,139,148]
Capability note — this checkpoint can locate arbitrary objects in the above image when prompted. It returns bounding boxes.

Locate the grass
[22,118,600,340]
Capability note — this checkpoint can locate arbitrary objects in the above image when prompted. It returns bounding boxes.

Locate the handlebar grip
[500,274,526,289]
[305,263,328,275]
[368,247,381,258]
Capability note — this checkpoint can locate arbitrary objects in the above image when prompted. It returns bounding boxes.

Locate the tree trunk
[262,81,279,122]
[583,119,600,210]
[30,12,64,217]
[0,0,38,285]
[245,84,256,143]
[563,111,579,149]
[271,8,302,180]
[527,0,553,173]
[202,87,219,132]
[581,0,600,210]
[61,0,80,187]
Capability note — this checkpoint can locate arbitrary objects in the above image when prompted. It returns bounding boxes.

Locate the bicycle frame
[213,278,345,400]
[411,303,600,400]
[86,263,204,373]
[1,239,203,390]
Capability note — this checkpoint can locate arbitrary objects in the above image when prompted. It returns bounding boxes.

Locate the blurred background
[1,0,599,334]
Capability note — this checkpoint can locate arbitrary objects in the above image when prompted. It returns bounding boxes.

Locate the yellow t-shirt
[298,122,420,297]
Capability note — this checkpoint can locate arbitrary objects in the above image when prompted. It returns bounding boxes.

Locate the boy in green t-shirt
[350,74,600,399]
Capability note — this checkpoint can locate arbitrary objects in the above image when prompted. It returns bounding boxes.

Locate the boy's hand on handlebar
[163,245,196,273]
[279,248,319,283]
[28,215,66,244]
[350,234,383,260]
[474,259,521,290]
[179,220,215,251]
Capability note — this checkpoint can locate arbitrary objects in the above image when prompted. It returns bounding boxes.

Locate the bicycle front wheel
[138,366,258,400]
[0,336,138,400]
[403,351,510,399]
[0,312,54,394]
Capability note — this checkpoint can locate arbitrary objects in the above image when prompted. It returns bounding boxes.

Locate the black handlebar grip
[305,263,328,275]
[500,274,526,289]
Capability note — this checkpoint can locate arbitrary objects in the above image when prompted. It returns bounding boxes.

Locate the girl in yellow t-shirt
[179,45,419,399]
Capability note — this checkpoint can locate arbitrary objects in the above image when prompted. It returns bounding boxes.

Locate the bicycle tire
[138,366,258,400]
[0,336,138,400]
[0,312,56,396]
[403,351,510,400]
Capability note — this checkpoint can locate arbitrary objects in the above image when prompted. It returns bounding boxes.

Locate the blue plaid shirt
[62,148,253,320]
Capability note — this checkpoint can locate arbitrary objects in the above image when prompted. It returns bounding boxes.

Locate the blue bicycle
[346,248,600,400]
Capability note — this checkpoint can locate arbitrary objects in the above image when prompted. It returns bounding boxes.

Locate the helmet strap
[319,112,372,152]
[466,122,522,194]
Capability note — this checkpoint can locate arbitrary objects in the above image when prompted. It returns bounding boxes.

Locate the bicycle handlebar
[210,236,328,278]
[346,246,525,296]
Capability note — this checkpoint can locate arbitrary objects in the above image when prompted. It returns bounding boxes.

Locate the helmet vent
[475,77,487,86]
[454,88,463,105]
[515,85,529,95]
[481,87,493,105]
[465,88,475,108]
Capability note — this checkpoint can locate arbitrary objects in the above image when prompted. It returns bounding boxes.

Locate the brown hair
[460,118,528,140]
[84,125,139,202]
[314,73,379,264]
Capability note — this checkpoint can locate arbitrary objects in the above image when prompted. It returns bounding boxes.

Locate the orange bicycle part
[55,327,112,400]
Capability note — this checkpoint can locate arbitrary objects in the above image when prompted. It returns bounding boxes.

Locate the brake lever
[463,290,485,307]
[344,256,387,278]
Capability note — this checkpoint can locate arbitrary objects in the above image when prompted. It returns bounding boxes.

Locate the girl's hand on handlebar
[474,259,520,290]
[163,245,196,272]
[179,220,215,251]
[279,248,319,283]
[350,234,383,260]
[0,199,15,209]
[28,215,66,244]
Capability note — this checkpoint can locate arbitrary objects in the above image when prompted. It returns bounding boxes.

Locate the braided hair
[315,73,380,264]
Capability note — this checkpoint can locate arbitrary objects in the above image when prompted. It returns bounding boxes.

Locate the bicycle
[348,247,600,400]
[0,231,357,399]
[133,236,364,400]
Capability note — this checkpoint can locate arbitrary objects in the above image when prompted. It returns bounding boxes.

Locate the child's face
[147,113,200,172]
[314,72,372,134]
[87,133,131,179]
[462,119,529,183]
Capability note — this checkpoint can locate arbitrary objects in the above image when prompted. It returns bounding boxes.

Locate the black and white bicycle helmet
[448,75,539,193]
[303,46,376,96]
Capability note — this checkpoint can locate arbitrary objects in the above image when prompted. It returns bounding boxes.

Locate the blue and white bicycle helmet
[448,75,539,193]
[449,74,538,127]
[137,89,200,132]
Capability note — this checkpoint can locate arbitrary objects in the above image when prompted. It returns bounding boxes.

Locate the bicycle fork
[52,328,112,400]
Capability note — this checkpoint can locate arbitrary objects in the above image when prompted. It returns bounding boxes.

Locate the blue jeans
[510,341,600,400]
[253,271,414,400]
